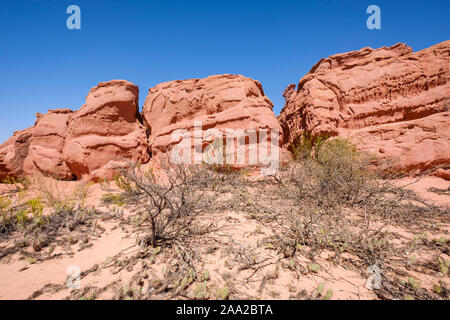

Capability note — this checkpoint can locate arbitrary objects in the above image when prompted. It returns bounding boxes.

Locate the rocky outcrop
[23,109,74,180]
[279,40,450,176]
[63,80,150,181]
[141,74,283,171]
[0,80,150,182]
[1,75,283,180]
[2,41,449,182]
[0,128,33,181]
[340,112,450,175]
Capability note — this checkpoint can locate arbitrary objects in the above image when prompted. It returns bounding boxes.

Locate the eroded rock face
[279,41,450,176]
[1,45,448,182]
[141,74,283,172]
[1,76,283,181]
[0,127,33,181]
[63,80,150,181]
[0,80,151,182]
[341,112,450,175]
[23,109,74,180]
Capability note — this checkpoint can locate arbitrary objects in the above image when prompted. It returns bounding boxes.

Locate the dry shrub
[0,174,94,243]
[99,157,226,299]
[274,138,447,269]
[102,156,220,248]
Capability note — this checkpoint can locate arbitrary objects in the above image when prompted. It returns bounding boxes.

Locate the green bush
[288,138,373,206]
[292,132,330,160]
[315,138,373,205]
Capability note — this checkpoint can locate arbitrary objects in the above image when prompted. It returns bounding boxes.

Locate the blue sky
[0,0,449,142]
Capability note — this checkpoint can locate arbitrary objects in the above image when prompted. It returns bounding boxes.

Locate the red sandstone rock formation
[63,80,150,181]
[23,109,74,180]
[0,128,33,181]
[141,74,283,170]
[0,80,150,182]
[1,41,448,182]
[279,40,450,177]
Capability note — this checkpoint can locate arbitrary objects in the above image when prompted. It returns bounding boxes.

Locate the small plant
[2,176,17,184]
[153,246,162,255]
[101,193,125,206]
[201,270,210,281]
[73,182,93,207]
[0,196,11,211]
[14,208,29,228]
[312,283,333,300]
[437,257,449,275]
[433,237,447,244]
[317,283,325,295]
[194,281,208,299]
[324,289,333,300]
[1,176,29,187]
[308,264,320,273]
[315,138,373,205]
[217,285,229,300]
[433,283,442,294]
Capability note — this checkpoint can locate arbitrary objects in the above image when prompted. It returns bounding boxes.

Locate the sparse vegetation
[258,138,448,299]
[101,156,220,248]
[1,138,448,300]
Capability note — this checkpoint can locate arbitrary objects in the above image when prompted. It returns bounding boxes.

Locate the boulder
[0,127,33,181]
[279,40,450,177]
[141,74,283,173]
[23,109,74,180]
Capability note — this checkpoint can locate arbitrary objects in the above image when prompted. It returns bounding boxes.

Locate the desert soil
[0,175,448,300]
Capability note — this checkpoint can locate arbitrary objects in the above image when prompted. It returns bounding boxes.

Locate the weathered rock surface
[63,80,150,181]
[0,80,150,182]
[1,75,283,180]
[0,128,33,181]
[23,109,74,180]
[141,74,282,170]
[279,40,450,177]
[340,112,450,175]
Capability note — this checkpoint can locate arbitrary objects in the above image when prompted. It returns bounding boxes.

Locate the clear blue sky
[0,0,449,143]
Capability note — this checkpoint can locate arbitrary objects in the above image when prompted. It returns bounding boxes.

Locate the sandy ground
[0,175,448,300]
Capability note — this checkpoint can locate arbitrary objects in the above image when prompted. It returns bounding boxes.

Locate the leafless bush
[102,156,220,248]
[268,138,447,272]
